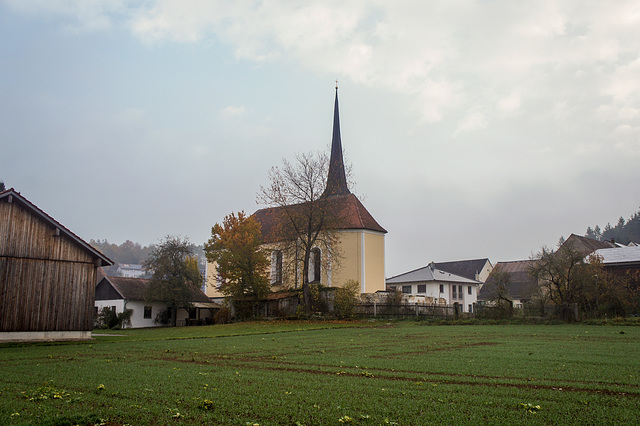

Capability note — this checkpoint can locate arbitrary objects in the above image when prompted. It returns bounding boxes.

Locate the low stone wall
[0,331,92,342]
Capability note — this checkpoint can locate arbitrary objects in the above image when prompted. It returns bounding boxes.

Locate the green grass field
[1,321,638,425]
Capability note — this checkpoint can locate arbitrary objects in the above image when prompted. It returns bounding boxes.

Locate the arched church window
[271,250,283,285]
[309,247,321,283]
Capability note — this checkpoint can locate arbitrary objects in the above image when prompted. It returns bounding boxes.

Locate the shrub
[334,280,360,319]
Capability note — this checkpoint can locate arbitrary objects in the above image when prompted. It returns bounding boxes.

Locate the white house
[386,262,482,313]
[95,276,220,328]
[115,264,148,278]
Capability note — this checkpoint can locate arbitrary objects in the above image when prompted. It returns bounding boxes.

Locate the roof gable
[0,188,112,266]
[433,258,491,281]
[563,234,615,257]
[478,260,537,301]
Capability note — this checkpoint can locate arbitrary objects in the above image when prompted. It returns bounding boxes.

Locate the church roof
[254,193,387,244]
[323,88,350,197]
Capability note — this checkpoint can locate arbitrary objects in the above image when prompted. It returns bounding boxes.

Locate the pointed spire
[323,86,350,197]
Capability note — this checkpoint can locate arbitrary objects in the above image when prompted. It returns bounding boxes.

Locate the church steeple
[323,86,350,197]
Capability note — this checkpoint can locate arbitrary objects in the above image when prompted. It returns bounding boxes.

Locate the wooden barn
[0,188,113,341]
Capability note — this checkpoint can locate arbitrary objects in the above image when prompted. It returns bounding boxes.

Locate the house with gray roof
[432,258,493,283]
[386,262,482,313]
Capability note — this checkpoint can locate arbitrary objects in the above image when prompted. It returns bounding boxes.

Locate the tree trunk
[171,304,177,327]
[302,249,311,313]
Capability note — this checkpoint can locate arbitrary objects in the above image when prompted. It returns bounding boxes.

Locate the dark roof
[0,188,113,266]
[98,276,211,303]
[433,258,491,281]
[478,260,537,302]
[323,88,350,197]
[563,234,615,257]
[254,193,387,244]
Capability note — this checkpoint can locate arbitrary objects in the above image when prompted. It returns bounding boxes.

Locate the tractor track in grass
[160,354,640,398]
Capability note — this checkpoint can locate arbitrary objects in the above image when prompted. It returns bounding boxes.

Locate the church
[205,88,387,298]
[252,88,387,294]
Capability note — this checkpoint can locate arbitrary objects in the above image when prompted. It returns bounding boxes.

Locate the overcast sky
[1,1,639,277]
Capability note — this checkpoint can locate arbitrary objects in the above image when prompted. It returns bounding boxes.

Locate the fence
[475,303,568,320]
[355,303,472,320]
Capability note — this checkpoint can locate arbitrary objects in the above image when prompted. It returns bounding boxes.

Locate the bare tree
[257,151,347,312]
[529,239,599,321]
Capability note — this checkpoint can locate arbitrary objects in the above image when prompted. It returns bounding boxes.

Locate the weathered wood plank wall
[1,197,99,332]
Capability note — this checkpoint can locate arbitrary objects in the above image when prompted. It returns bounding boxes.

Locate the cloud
[7,1,640,132]
[220,105,247,119]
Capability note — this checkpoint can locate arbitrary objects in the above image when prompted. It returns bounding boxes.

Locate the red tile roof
[253,193,386,244]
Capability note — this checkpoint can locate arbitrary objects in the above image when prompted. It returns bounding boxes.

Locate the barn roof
[98,276,212,303]
[0,188,113,266]
[562,234,615,257]
[254,193,387,244]
[478,260,537,302]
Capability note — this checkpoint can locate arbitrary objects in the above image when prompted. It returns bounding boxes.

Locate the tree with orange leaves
[205,211,270,318]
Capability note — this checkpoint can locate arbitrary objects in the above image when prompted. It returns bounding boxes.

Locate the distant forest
[89,239,155,264]
[585,206,640,245]
[90,239,205,265]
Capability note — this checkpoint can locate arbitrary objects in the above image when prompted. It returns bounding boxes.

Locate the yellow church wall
[364,231,386,293]
[204,261,224,299]
[330,230,385,294]
[330,231,361,289]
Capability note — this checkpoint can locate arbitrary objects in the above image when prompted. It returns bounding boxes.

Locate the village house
[95,276,220,327]
[0,188,112,341]
[589,245,640,283]
[386,262,483,313]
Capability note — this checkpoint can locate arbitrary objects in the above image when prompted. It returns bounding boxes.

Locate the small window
[388,286,396,292]
[402,285,412,294]
[468,286,472,295]
[111,306,116,313]
[458,285,463,299]
[144,306,152,319]
[439,284,444,293]
[452,285,457,299]
[468,304,473,313]
[417,284,426,293]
